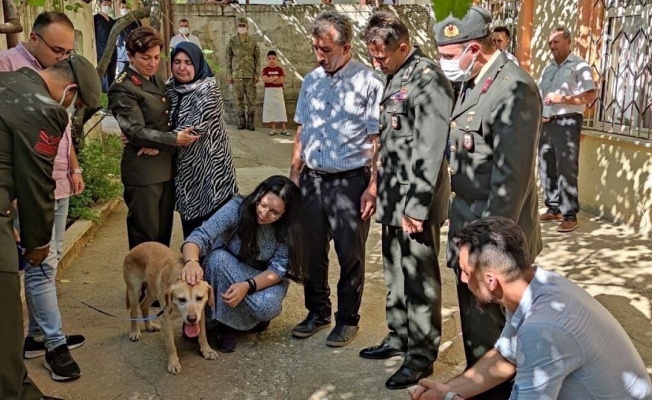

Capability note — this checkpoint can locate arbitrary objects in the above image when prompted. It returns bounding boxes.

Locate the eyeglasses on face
[35,32,75,57]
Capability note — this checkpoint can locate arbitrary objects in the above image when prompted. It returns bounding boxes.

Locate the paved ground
[26,121,652,399]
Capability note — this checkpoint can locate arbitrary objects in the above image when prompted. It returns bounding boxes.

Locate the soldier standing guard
[359,12,453,390]
[434,6,543,399]
[0,54,101,400]
[226,17,261,131]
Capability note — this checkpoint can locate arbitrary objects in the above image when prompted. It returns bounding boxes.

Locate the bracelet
[184,259,199,265]
[71,168,83,174]
[444,392,459,400]
[246,278,257,295]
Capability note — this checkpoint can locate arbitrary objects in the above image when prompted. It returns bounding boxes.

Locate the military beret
[237,17,248,25]
[68,54,102,110]
[434,6,493,46]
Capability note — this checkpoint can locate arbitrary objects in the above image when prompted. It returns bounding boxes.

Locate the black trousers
[382,223,442,369]
[0,271,43,400]
[123,181,174,250]
[181,202,228,239]
[538,115,582,219]
[448,240,513,400]
[300,168,371,326]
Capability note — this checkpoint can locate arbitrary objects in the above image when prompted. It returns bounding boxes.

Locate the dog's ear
[164,287,174,314]
[206,283,215,309]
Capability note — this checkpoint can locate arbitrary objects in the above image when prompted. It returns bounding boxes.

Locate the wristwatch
[444,392,459,400]
[71,168,83,174]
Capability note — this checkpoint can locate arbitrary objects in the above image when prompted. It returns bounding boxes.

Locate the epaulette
[115,72,127,84]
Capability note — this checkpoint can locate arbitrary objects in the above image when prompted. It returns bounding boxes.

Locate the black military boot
[247,113,255,131]
[237,114,246,130]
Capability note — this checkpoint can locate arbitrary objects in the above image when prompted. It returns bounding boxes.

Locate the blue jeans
[24,197,69,350]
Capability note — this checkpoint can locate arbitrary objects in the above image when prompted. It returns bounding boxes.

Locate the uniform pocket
[387,101,412,138]
[459,116,489,155]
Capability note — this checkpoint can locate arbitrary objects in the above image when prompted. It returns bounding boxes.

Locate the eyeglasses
[256,201,284,219]
[35,32,75,57]
[238,24,247,27]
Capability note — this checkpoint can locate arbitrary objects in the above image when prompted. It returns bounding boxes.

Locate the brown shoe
[557,219,579,232]
[540,212,563,223]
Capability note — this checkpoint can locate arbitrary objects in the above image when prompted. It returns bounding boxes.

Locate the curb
[58,198,121,271]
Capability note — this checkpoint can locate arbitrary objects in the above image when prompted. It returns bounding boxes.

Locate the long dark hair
[236,176,305,282]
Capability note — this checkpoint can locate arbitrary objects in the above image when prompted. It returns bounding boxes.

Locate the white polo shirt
[537,52,596,118]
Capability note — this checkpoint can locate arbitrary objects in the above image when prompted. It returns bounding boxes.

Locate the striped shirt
[294,59,382,173]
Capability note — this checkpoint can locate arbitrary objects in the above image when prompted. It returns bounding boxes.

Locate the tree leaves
[432,0,473,20]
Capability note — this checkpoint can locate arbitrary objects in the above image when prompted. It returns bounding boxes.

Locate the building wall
[529,0,652,235]
[171,4,435,125]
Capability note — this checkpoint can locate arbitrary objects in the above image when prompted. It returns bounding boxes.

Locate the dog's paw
[129,331,142,341]
[167,360,182,375]
[146,322,161,332]
[201,347,219,360]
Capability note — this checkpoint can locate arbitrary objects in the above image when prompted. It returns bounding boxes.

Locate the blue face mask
[440,45,478,83]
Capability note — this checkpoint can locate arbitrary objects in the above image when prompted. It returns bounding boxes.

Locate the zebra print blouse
[166,77,238,221]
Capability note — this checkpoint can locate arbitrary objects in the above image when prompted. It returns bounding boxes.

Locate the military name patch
[34,130,61,157]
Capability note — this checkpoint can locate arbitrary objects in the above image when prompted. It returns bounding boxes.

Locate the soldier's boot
[237,114,246,130]
[247,113,255,131]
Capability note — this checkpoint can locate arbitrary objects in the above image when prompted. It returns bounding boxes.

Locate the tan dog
[123,241,218,374]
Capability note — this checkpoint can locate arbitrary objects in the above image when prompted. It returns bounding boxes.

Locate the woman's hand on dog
[221,282,248,308]
[182,260,204,285]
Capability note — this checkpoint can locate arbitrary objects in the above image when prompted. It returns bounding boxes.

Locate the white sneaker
[269,130,277,136]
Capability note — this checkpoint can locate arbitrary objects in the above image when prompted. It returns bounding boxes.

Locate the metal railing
[584,0,652,139]
[481,0,520,54]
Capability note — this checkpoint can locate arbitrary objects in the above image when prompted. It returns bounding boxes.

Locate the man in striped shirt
[289,10,383,348]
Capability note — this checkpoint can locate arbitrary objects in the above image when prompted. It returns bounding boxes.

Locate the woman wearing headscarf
[109,27,198,250]
[167,42,238,238]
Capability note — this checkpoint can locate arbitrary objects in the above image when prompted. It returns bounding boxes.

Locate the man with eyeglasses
[0,11,88,384]
[0,54,101,399]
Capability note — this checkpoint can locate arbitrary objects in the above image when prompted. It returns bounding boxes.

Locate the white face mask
[179,27,189,35]
[100,5,112,15]
[440,45,478,83]
[119,8,129,16]
[59,85,78,113]
[237,27,247,35]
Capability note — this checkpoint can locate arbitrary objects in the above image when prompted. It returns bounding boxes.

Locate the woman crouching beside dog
[180,176,304,352]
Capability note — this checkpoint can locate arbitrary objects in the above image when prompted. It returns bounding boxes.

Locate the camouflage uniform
[226,17,260,130]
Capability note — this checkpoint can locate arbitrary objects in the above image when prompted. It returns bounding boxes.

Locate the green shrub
[68,134,123,223]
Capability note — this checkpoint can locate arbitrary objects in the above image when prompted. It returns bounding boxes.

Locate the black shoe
[385,364,433,390]
[325,323,359,347]
[249,320,271,333]
[24,335,85,359]
[291,312,331,338]
[359,341,403,359]
[215,327,237,353]
[42,396,65,400]
[44,344,81,382]
[247,113,255,131]
[237,115,246,130]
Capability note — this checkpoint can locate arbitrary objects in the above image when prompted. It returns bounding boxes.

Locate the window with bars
[586,0,652,139]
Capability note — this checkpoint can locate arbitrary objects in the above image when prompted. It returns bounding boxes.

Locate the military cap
[67,54,102,110]
[434,6,493,46]
[237,17,248,25]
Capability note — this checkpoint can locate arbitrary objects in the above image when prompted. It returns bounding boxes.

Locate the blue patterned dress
[184,197,290,330]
